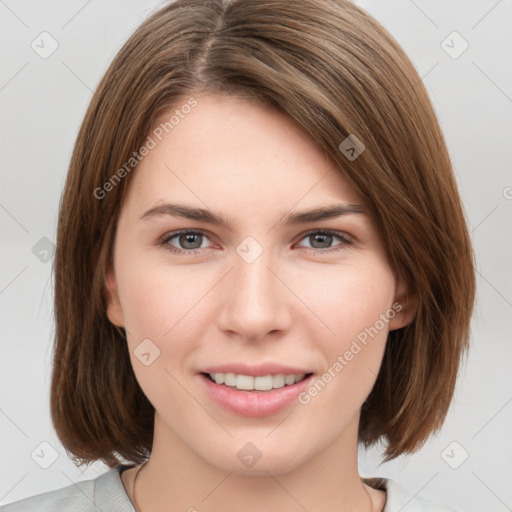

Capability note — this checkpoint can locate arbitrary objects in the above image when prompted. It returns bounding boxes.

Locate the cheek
[116,250,200,334]
[303,265,395,407]
[299,261,396,342]
[115,255,226,381]
[115,261,206,403]
[300,263,394,395]
[113,262,192,375]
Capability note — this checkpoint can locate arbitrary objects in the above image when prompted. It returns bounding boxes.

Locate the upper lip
[198,362,314,377]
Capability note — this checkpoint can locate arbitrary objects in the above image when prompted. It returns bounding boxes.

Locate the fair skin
[105,92,417,512]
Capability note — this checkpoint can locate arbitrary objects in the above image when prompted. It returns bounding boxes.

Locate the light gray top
[0,466,458,511]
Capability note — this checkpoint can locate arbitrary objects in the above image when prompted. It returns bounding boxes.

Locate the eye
[159,230,213,255]
[159,228,353,255]
[295,229,353,253]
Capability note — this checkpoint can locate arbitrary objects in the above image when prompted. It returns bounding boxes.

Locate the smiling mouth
[201,372,314,392]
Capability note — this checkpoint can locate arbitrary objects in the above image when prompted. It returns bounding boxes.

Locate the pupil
[312,233,331,248]
[181,233,201,249]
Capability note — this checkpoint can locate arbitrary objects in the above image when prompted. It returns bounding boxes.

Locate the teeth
[209,372,308,391]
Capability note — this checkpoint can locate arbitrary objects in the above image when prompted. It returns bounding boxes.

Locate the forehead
[123,92,362,217]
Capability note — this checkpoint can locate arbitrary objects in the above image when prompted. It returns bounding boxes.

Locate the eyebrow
[139,202,365,229]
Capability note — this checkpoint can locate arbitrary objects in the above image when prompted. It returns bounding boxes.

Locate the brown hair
[51,0,475,468]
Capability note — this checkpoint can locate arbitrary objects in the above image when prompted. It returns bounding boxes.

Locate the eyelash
[158,229,353,256]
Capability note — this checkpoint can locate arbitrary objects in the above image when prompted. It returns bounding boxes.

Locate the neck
[126,413,384,512]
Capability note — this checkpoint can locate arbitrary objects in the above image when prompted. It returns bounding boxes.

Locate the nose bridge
[235,248,274,303]
[218,238,291,340]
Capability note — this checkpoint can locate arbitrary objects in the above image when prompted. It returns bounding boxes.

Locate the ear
[104,266,125,328]
[388,277,418,331]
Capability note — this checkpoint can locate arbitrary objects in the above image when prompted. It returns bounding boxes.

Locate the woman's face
[105,92,414,475]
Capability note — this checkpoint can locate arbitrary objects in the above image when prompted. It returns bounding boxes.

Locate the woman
[1,0,475,511]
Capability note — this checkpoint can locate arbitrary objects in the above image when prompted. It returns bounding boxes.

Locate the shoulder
[0,466,135,512]
[363,477,459,512]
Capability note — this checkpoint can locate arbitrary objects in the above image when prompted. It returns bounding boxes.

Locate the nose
[216,247,293,342]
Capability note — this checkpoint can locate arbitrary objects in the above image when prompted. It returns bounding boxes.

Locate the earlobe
[388,278,418,331]
[104,267,125,328]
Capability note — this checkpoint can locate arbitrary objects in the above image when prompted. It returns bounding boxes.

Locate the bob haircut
[51,0,475,468]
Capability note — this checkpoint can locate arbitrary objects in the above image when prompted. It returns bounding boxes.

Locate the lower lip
[198,373,313,417]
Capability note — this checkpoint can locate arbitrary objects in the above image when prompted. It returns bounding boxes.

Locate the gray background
[1,1,511,510]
